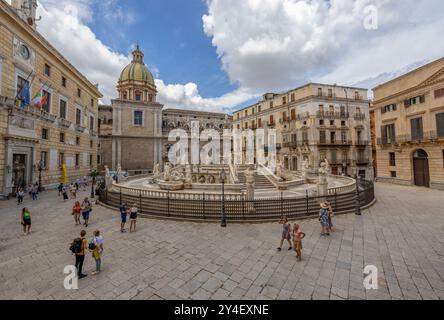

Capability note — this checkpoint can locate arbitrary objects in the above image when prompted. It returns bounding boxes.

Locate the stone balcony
[75,124,86,133]
[58,118,72,128]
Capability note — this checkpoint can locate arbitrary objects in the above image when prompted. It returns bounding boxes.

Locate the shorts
[82,211,90,220]
[130,213,137,220]
[23,219,31,226]
[121,215,127,223]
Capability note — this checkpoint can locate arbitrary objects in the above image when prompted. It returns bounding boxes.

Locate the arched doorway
[413,149,430,187]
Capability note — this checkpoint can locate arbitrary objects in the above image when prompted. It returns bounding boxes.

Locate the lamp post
[90,170,98,199]
[37,159,43,192]
[220,168,227,228]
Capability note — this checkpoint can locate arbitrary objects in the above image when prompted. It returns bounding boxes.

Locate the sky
[8,0,444,113]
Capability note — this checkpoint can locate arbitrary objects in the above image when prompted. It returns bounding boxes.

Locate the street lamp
[90,169,98,199]
[37,159,44,192]
[220,168,227,228]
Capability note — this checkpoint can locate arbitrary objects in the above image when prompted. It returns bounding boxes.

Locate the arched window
[413,149,428,158]
[123,92,127,100]
[135,91,142,101]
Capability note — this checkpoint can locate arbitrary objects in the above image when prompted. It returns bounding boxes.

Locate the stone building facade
[98,46,231,173]
[0,0,102,198]
[232,83,374,180]
[373,57,444,190]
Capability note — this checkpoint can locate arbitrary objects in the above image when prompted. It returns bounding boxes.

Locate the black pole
[221,179,226,227]
[91,176,95,199]
[355,181,361,215]
[38,167,42,192]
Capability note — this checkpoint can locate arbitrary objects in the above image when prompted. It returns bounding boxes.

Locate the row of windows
[388,150,444,170]
[236,88,363,120]
[39,151,95,169]
[381,112,444,141]
[41,128,94,147]
[381,88,444,114]
[43,63,94,106]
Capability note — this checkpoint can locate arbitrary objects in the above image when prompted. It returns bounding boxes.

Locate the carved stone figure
[163,163,172,181]
[318,161,328,184]
[104,165,112,189]
[116,163,123,182]
[153,162,160,176]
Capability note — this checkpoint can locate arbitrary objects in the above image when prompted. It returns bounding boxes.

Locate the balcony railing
[377,137,397,145]
[316,111,349,119]
[283,142,298,148]
[75,124,86,133]
[317,140,352,146]
[296,112,310,121]
[355,140,369,146]
[354,113,366,121]
[58,118,72,128]
[356,158,369,165]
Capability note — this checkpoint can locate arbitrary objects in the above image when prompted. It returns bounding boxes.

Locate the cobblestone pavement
[0,183,443,300]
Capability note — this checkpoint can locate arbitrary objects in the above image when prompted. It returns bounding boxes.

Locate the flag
[31,91,42,107]
[22,82,30,106]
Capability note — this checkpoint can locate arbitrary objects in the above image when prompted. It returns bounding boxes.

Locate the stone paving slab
[0,183,444,300]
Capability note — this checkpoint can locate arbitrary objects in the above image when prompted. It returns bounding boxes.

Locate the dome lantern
[117,43,157,103]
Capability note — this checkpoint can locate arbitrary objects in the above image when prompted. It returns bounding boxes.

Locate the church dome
[118,45,154,85]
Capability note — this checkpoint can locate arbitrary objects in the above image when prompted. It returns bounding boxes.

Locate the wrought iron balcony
[316,111,349,119]
[354,113,366,121]
[355,140,369,146]
[296,112,310,121]
[377,137,397,145]
[317,140,352,146]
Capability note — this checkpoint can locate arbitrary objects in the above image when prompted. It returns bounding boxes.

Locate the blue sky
[29,0,444,112]
[87,0,237,99]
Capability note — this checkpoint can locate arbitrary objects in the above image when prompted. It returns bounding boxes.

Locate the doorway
[412,149,430,187]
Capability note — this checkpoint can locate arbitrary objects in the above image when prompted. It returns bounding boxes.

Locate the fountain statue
[153,162,160,176]
[104,165,112,190]
[245,165,256,213]
[163,163,172,181]
[317,161,328,200]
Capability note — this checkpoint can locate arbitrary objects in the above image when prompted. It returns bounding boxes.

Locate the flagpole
[13,70,34,107]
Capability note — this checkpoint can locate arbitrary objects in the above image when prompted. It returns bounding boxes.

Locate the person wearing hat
[319,202,331,236]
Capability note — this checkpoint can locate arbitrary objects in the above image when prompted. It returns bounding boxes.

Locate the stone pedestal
[317,181,328,203]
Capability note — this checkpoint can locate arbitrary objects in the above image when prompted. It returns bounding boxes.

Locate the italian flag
[31,92,47,110]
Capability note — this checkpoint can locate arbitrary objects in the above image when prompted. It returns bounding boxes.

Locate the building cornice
[0,0,102,98]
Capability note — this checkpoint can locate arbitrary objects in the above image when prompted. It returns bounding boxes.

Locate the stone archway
[412,149,430,187]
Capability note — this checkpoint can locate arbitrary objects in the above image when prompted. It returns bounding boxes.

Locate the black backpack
[88,239,96,251]
[70,237,82,254]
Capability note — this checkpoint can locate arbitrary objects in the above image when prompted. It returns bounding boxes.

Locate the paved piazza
[0,183,444,300]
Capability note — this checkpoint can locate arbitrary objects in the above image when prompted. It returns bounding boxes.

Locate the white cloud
[155,80,254,113]
[203,0,444,94]
[32,0,252,111]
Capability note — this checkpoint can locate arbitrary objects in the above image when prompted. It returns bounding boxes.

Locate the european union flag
[22,82,31,106]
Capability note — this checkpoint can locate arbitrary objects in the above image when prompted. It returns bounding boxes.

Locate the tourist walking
[120,202,128,233]
[17,188,24,205]
[292,224,306,261]
[71,230,88,279]
[319,202,331,236]
[81,197,92,227]
[70,183,77,199]
[90,229,103,275]
[58,183,64,196]
[129,203,138,232]
[72,201,82,225]
[30,184,38,201]
[62,185,69,201]
[325,200,334,232]
[277,216,292,251]
[21,207,32,235]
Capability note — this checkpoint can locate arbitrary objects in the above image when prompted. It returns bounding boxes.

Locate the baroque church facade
[98,46,231,173]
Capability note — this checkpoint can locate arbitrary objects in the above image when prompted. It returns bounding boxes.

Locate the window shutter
[420,95,425,103]
[436,113,444,137]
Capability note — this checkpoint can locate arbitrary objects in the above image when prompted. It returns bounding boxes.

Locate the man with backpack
[70,230,88,279]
